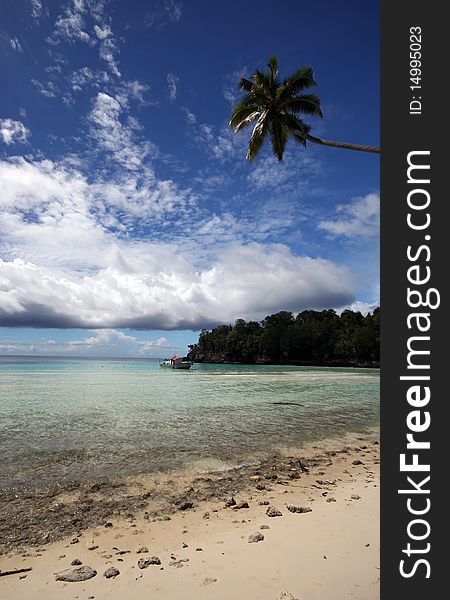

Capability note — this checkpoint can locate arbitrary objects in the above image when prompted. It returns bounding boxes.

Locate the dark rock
[274,592,295,600]
[177,501,193,511]
[234,501,249,509]
[248,531,264,543]
[224,497,236,507]
[326,497,337,503]
[351,494,361,500]
[136,546,148,554]
[352,460,363,465]
[260,524,270,529]
[88,545,99,551]
[103,566,120,578]
[55,566,97,582]
[256,483,266,490]
[201,576,218,586]
[104,522,113,528]
[266,506,282,517]
[169,558,189,568]
[286,505,312,514]
[71,558,82,566]
[70,538,79,545]
[137,558,150,569]
[258,501,270,506]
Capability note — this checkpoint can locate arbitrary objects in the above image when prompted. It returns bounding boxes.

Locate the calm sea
[0,356,379,490]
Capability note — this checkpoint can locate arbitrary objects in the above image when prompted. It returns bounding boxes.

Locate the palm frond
[277,67,317,103]
[247,109,270,160]
[239,77,254,92]
[229,101,259,129]
[281,113,311,146]
[283,94,323,118]
[251,69,272,95]
[269,117,289,161]
[267,55,279,77]
[235,111,260,132]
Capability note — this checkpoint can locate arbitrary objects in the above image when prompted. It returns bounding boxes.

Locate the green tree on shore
[188,308,380,365]
[229,56,380,160]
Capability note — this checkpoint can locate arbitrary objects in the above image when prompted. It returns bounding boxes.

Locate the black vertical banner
[381,2,445,598]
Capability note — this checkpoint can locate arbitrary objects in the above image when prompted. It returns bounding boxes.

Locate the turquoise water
[0,356,379,490]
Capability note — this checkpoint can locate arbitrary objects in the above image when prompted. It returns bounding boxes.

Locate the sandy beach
[0,434,379,600]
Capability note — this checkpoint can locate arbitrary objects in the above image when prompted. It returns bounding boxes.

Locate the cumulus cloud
[0,156,356,330]
[167,73,179,102]
[0,119,30,145]
[0,245,355,329]
[318,192,380,238]
[67,328,137,348]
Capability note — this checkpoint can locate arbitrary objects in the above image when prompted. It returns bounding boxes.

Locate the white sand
[0,443,379,600]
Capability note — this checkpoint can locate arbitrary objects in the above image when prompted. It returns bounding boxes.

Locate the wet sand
[0,432,379,599]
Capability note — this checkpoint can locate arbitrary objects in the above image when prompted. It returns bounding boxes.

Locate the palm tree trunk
[306,134,380,154]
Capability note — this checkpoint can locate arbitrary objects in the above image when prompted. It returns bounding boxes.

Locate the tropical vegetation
[188,308,380,366]
[229,56,380,159]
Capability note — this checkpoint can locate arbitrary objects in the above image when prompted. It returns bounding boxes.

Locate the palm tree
[229,56,379,160]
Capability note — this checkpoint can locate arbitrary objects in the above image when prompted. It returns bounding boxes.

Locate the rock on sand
[55,566,97,582]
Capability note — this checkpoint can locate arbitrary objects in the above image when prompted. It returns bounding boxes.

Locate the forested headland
[187,308,380,368]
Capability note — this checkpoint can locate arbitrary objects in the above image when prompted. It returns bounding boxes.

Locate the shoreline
[0,428,379,555]
[0,431,379,599]
[188,359,380,369]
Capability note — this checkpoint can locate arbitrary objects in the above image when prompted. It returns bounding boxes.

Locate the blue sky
[0,0,379,357]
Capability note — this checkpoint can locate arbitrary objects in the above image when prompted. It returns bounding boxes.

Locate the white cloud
[0,119,30,145]
[94,24,112,40]
[31,0,43,19]
[50,0,121,77]
[32,79,58,98]
[347,300,379,315]
[54,0,92,44]
[10,37,23,52]
[70,66,102,91]
[88,92,152,170]
[318,192,380,238]
[247,151,321,191]
[223,67,248,104]
[145,0,182,29]
[167,73,179,103]
[67,328,137,349]
[165,0,182,22]
[0,243,355,330]
[116,80,151,107]
[181,106,196,124]
[0,157,356,330]
[186,117,246,163]
[138,336,170,354]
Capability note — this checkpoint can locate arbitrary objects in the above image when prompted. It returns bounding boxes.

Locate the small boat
[159,355,193,370]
